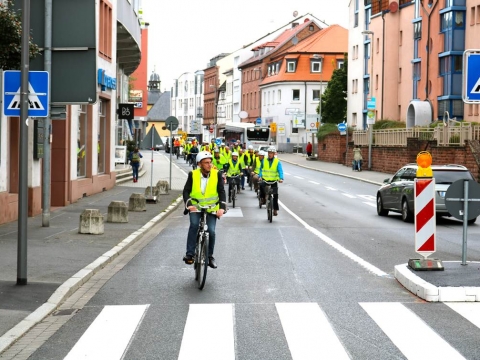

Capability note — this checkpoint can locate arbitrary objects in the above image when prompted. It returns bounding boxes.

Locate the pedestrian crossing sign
[463,51,480,103]
[2,70,49,117]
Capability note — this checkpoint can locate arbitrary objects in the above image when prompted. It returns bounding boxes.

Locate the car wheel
[468,217,477,225]
[377,194,389,216]
[402,198,413,222]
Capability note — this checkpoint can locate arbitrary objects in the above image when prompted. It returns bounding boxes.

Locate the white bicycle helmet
[267,146,276,153]
[214,148,220,153]
[258,151,266,156]
[196,151,213,163]
[248,145,254,150]
[231,152,239,157]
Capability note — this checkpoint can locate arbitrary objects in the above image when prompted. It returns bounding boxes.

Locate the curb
[395,262,480,302]
[278,158,383,186]
[0,196,184,355]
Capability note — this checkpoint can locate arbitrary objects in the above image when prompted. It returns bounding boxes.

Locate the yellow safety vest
[262,158,280,181]
[254,157,263,174]
[227,159,241,176]
[190,169,219,213]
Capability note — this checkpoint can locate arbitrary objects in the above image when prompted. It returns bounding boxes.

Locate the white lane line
[279,200,387,276]
[342,193,356,198]
[358,195,376,202]
[325,186,336,191]
[276,303,349,360]
[361,303,465,360]
[284,172,291,175]
[363,202,377,208]
[445,303,480,329]
[64,304,149,360]
[294,176,304,180]
[309,180,320,185]
[178,304,235,360]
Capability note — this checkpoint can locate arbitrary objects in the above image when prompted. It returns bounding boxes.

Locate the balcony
[117,0,142,75]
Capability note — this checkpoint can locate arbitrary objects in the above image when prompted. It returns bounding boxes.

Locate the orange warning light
[416,151,433,177]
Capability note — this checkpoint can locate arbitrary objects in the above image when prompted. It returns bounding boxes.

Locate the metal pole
[461,180,469,265]
[42,0,52,227]
[17,0,31,285]
[150,125,154,197]
[368,125,373,170]
[169,123,172,190]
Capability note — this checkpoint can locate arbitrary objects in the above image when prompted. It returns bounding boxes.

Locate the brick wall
[316,133,480,181]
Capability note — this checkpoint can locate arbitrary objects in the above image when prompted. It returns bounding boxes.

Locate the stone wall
[316,133,480,180]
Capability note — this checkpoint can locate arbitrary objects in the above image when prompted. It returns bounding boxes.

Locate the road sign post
[165,116,179,191]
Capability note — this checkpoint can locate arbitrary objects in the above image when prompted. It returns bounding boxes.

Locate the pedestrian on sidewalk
[353,145,363,171]
[129,147,143,182]
[306,141,313,157]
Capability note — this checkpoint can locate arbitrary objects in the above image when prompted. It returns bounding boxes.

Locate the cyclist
[184,141,191,163]
[223,145,232,161]
[251,150,265,192]
[173,138,181,156]
[183,151,226,269]
[243,145,256,188]
[212,148,227,171]
[189,142,199,166]
[237,147,247,190]
[259,147,284,216]
[225,151,243,202]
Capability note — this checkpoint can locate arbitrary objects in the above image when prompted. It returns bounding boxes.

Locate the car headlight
[438,191,446,198]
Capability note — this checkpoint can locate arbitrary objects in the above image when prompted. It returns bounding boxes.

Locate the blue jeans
[186,212,217,257]
[132,163,140,179]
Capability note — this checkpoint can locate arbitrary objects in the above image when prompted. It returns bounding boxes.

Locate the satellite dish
[292,36,299,45]
[293,10,298,17]
[239,111,248,119]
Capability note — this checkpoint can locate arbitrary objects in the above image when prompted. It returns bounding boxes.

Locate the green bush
[373,120,406,130]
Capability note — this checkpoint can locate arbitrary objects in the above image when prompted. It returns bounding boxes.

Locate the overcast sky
[141,0,350,91]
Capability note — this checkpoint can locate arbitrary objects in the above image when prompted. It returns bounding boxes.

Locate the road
[8,158,480,360]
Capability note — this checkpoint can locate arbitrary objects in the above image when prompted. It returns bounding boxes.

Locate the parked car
[165,138,170,153]
[154,143,164,151]
[376,164,477,223]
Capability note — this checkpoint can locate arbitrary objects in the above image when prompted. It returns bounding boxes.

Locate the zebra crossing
[61,302,480,360]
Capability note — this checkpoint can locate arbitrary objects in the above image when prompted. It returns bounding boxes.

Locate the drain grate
[53,309,78,316]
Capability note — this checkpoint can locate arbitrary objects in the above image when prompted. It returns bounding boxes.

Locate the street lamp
[362,30,374,170]
[209,84,217,139]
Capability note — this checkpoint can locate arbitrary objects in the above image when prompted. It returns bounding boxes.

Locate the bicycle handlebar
[262,180,278,185]
[185,198,227,212]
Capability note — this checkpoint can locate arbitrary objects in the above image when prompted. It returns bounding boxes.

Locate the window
[413,61,421,99]
[77,105,88,178]
[272,90,275,104]
[287,61,296,72]
[375,75,379,90]
[311,60,322,72]
[268,67,271,76]
[354,0,359,27]
[276,63,280,73]
[98,100,107,174]
[376,37,379,53]
[278,89,281,102]
[292,89,300,101]
[99,0,113,60]
[313,90,320,100]
[337,60,344,69]
[399,30,403,46]
[477,5,480,23]
[399,68,402,82]
[471,6,475,25]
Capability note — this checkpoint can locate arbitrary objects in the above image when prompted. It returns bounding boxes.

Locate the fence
[352,122,480,147]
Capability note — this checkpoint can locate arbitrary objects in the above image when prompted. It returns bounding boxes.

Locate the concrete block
[107,201,128,223]
[79,209,104,234]
[424,295,439,302]
[128,193,146,211]
[144,186,159,197]
[156,180,169,194]
[465,287,480,301]
[438,287,466,302]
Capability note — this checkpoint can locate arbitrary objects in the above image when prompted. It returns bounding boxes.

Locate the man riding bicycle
[183,151,226,269]
[259,147,284,216]
[251,150,265,192]
[225,151,243,202]
[242,145,256,188]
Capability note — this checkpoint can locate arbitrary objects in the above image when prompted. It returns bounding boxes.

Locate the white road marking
[361,303,465,360]
[325,186,336,191]
[64,305,149,360]
[178,304,235,360]
[276,303,349,360]
[223,207,244,217]
[284,172,291,175]
[309,180,320,185]
[363,202,377,208]
[445,303,480,329]
[279,200,387,276]
[342,193,356,198]
[294,176,304,180]
[358,195,376,201]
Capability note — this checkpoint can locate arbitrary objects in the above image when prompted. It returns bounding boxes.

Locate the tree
[0,1,40,70]
[317,54,348,124]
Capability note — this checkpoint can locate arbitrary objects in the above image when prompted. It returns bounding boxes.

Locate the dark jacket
[183,170,227,212]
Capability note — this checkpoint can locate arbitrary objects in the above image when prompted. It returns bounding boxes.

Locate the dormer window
[268,66,271,76]
[254,50,259,57]
[276,63,280,73]
[311,60,322,73]
[287,60,296,72]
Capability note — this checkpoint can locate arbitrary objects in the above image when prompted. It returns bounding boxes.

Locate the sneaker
[208,256,217,269]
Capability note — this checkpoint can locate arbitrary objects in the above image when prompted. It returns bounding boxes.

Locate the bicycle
[228,174,240,208]
[262,180,278,223]
[185,198,223,290]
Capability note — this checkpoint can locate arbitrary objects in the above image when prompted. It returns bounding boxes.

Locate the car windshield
[433,170,474,184]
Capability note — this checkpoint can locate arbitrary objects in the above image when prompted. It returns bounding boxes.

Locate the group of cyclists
[181,138,284,269]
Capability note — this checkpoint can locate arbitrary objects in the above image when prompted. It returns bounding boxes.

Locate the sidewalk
[0,154,478,354]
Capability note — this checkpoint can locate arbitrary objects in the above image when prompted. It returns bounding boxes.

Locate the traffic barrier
[128,193,146,212]
[79,209,104,234]
[414,178,436,256]
[107,201,128,223]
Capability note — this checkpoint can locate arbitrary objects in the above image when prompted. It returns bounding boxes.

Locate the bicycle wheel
[194,232,201,281]
[267,196,273,222]
[232,186,236,208]
[249,174,253,191]
[197,233,209,290]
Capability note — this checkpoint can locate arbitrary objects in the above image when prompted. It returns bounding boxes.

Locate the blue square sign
[466,53,480,102]
[2,71,49,117]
